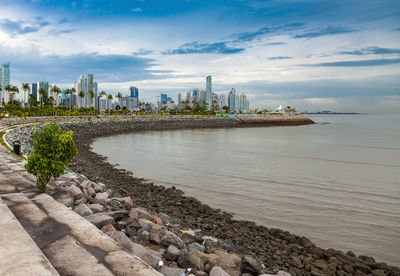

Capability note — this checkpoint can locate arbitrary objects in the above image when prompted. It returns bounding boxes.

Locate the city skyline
[0,1,399,112]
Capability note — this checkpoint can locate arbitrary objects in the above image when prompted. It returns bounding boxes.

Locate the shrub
[25,122,77,191]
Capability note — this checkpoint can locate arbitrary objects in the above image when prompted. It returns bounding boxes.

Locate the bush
[25,122,77,191]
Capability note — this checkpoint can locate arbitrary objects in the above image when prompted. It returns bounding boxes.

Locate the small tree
[25,122,77,192]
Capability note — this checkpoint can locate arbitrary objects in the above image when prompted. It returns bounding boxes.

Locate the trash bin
[13,140,21,155]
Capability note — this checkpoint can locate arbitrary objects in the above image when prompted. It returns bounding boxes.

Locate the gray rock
[214,249,242,276]
[107,231,162,267]
[161,231,186,249]
[209,266,230,276]
[187,242,206,253]
[65,184,83,199]
[87,187,96,197]
[276,271,291,276]
[241,255,264,275]
[92,183,103,193]
[84,213,114,228]
[163,245,181,261]
[74,203,93,217]
[94,192,108,205]
[160,266,185,276]
[88,203,103,213]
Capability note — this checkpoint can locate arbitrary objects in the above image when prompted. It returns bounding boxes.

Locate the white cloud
[131,8,142,12]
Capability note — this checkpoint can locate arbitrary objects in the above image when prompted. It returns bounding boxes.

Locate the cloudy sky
[0,0,399,112]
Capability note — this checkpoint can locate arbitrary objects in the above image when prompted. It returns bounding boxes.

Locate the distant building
[161,93,168,105]
[206,75,212,109]
[74,74,96,108]
[178,93,182,109]
[0,62,10,105]
[31,83,38,99]
[130,86,139,108]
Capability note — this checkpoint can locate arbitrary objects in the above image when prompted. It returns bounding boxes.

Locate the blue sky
[0,0,399,112]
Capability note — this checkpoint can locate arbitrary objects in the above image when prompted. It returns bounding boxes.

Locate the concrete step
[0,197,59,276]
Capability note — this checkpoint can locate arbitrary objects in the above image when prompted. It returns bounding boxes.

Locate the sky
[0,0,399,112]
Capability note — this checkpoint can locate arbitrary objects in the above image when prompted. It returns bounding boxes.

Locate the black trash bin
[13,140,21,155]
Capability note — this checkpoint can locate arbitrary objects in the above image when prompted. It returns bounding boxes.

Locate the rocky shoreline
[5,116,400,276]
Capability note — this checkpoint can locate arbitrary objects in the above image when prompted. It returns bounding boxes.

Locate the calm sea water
[92,114,400,265]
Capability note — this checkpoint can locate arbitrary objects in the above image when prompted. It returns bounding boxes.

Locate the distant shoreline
[301,112,366,115]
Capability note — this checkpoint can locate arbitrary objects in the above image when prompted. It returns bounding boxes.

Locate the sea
[92,114,400,265]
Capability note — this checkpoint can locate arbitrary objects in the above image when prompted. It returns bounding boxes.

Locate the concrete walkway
[0,124,161,276]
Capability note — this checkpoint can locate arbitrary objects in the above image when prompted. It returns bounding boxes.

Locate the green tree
[89,90,95,107]
[39,87,47,107]
[25,122,77,192]
[78,90,85,108]
[51,85,61,106]
[21,83,30,107]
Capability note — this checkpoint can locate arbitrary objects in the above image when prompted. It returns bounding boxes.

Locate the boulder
[163,245,182,261]
[241,255,264,275]
[101,224,116,233]
[161,231,186,249]
[209,266,230,276]
[214,249,241,276]
[65,184,83,199]
[276,271,291,276]
[73,203,93,217]
[88,203,104,213]
[84,213,114,228]
[87,187,96,197]
[160,266,185,276]
[187,250,218,272]
[123,196,133,210]
[187,242,206,253]
[107,231,161,267]
[94,192,108,205]
[92,183,103,193]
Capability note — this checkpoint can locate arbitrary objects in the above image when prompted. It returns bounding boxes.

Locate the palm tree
[38,87,47,107]
[117,92,122,107]
[78,91,85,108]
[89,90,95,107]
[21,83,30,107]
[107,94,113,111]
[65,89,71,109]
[51,85,61,106]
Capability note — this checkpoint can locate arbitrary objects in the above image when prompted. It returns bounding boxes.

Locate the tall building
[206,75,212,109]
[228,88,236,111]
[0,63,10,105]
[178,93,182,109]
[38,81,49,101]
[74,74,95,108]
[31,83,38,99]
[161,93,168,105]
[130,86,139,108]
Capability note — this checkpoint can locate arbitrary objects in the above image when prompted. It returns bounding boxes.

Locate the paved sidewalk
[0,123,161,276]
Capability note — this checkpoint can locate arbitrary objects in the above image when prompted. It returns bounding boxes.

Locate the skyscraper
[161,93,168,105]
[0,63,10,105]
[74,74,96,108]
[206,75,212,109]
[130,86,139,108]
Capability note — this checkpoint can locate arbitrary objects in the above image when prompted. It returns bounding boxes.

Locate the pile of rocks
[49,171,290,276]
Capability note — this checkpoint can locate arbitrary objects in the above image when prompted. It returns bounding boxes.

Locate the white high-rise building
[206,75,212,109]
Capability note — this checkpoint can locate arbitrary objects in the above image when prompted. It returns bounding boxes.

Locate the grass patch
[0,131,12,152]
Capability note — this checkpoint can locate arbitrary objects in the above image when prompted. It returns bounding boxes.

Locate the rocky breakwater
[6,117,400,275]
[49,170,290,276]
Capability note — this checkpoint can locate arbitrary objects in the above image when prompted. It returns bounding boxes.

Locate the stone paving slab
[0,198,59,276]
